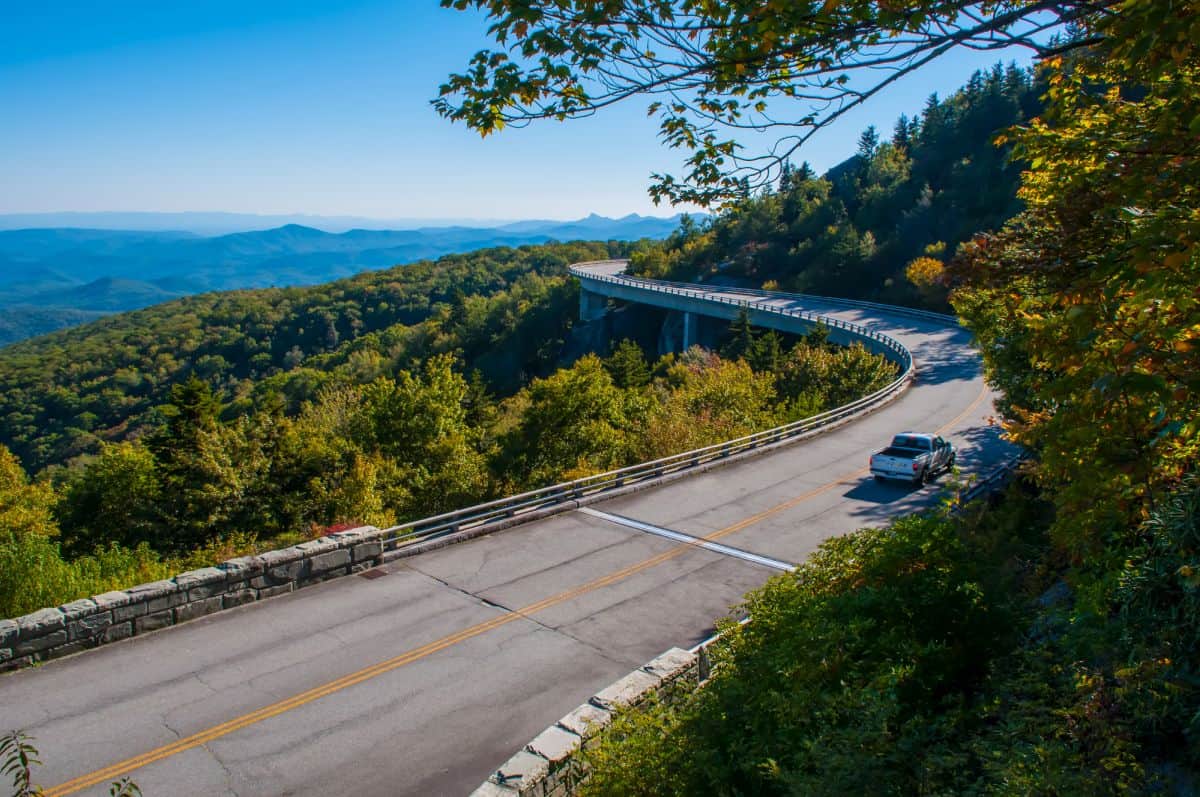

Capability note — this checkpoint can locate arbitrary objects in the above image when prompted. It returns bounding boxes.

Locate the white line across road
[578,507,797,572]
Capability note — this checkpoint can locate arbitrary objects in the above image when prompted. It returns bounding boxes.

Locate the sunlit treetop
[434,0,1116,206]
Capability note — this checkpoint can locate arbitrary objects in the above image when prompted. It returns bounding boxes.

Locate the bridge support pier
[682,312,698,350]
[580,288,608,321]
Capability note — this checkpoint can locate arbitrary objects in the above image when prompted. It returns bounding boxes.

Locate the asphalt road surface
[0,284,1012,797]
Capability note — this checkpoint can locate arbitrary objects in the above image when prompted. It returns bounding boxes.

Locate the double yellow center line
[47,383,991,796]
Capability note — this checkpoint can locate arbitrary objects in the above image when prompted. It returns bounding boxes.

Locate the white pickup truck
[869,433,956,485]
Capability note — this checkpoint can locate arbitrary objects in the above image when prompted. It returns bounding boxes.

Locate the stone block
[308,549,350,574]
[328,528,370,546]
[250,573,285,589]
[641,647,697,682]
[58,598,99,621]
[92,591,133,610]
[68,611,113,642]
[219,556,264,579]
[259,547,305,568]
[329,524,379,540]
[187,582,231,601]
[134,610,174,634]
[222,590,257,610]
[526,725,581,768]
[113,601,149,622]
[0,655,34,673]
[557,702,612,740]
[126,580,183,613]
[591,668,661,710]
[490,751,549,792]
[297,568,348,588]
[0,619,17,647]
[175,597,224,623]
[52,640,99,658]
[147,589,187,614]
[17,607,66,638]
[223,578,252,596]
[0,648,11,662]
[15,630,67,656]
[295,537,340,556]
[352,541,383,562]
[257,584,294,599]
[545,775,577,797]
[269,561,310,582]
[175,567,227,599]
[125,579,176,600]
[469,782,519,797]
[102,622,134,643]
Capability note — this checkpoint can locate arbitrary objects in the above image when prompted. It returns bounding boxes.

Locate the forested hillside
[0,242,608,472]
[630,63,1041,310]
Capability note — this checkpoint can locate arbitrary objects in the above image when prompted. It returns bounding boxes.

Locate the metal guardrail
[952,454,1025,507]
[373,261,918,554]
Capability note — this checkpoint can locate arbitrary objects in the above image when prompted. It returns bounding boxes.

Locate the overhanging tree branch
[435,0,1118,206]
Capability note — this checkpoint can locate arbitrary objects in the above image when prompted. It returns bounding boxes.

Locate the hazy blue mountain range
[0,213,691,345]
[0,212,508,235]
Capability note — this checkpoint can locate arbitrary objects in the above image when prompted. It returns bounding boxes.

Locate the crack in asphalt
[161,715,183,741]
[410,567,518,615]
[405,564,629,666]
[202,743,239,797]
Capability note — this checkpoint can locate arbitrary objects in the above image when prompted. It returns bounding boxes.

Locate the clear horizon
[2,2,1038,220]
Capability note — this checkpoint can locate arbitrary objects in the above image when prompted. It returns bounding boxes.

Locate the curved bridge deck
[0,265,1011,797]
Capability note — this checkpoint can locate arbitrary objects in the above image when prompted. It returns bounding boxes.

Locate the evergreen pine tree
[857,125,879,159]
[749,329,784,373]
[722,308,757,362]
[604,339,651,389]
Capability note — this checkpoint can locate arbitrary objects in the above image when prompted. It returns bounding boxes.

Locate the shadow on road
[842,479,918,504]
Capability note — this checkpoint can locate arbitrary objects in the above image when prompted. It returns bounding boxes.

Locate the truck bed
[877,446,925,459]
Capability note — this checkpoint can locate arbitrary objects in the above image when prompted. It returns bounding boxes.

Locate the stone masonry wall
[0,525,385,673]
[470,643,717,797]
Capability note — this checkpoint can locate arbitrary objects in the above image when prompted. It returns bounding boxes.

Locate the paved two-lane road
[0,275,1010,796]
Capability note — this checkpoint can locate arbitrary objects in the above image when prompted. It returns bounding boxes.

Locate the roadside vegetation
[440,0,1194,791]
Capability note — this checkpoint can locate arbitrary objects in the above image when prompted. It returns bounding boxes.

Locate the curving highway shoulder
[0,266,1012,797]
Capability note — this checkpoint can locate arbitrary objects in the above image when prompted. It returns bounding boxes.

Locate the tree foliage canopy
[436,0,1112,204]
[950,0,1200,550]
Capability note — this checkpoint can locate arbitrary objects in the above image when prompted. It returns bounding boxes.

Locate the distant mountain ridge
[0,210,692,235]
[0,213,693,345]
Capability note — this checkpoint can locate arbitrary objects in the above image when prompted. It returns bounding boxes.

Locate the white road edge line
[578,507,797,572]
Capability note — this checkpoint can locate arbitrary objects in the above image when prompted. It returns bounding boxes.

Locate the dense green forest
[0,242,611,472]
[0,237,896,617]
[628,63,1042,310]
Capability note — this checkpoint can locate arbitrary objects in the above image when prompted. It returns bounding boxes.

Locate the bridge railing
[568,259,959,325]
[375,261,918,554]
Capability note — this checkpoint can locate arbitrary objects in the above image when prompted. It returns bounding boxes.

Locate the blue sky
[0,2,1037,221]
